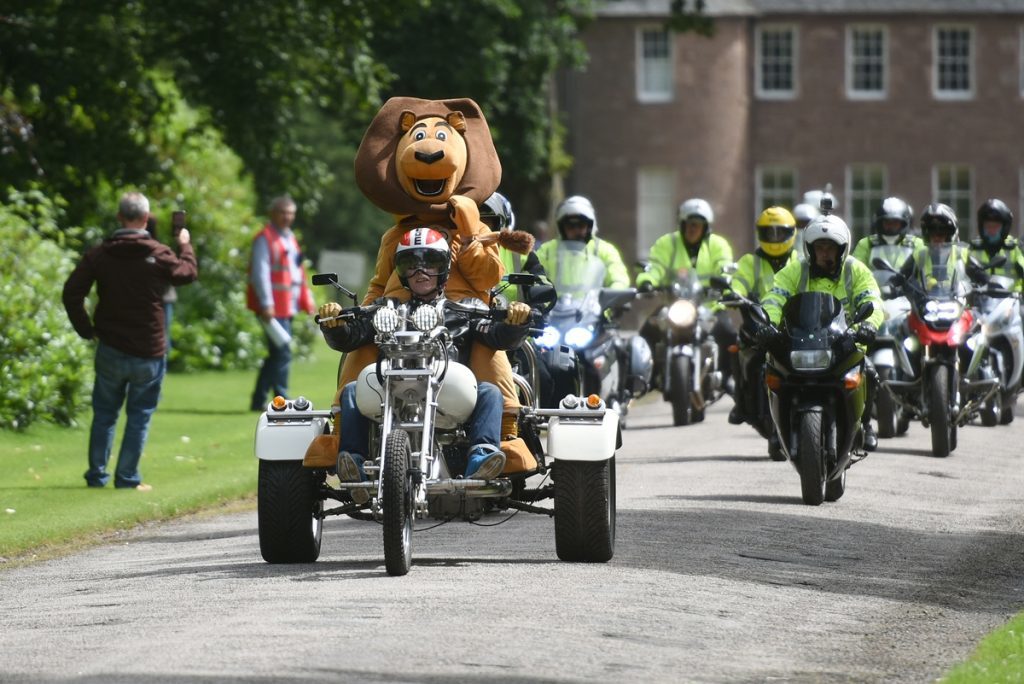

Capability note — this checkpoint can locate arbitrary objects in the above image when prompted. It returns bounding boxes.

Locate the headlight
[373,307,402,334]
[411,305,440,332]
[923,300,961,323]
[537,326,560,348]
[667,299,698,328]
[790,349,832,370]
[565,326,594,349]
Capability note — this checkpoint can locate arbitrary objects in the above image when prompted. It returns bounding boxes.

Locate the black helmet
[976,198,1013,246]
[872,197,912,239]
[920,203,959,243]
[479,192,515,232]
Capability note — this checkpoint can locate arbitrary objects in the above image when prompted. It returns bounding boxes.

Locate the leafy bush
[0,190,93,430]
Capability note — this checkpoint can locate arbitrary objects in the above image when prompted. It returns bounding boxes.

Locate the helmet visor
[757,225,796,243]
[395,248,448,277]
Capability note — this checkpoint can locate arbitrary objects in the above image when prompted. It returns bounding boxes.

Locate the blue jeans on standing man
[86,342,166,488]
[251,316,292,409]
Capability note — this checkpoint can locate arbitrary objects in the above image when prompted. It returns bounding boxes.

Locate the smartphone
[171,210,187,237]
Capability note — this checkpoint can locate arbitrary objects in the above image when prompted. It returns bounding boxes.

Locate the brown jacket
[62,229,198,358]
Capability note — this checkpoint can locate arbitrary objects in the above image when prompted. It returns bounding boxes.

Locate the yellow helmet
[756,206,797,257]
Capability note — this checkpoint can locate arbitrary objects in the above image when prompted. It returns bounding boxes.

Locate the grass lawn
[0,337,340,563]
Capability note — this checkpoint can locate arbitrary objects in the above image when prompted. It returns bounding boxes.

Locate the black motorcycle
[757,293,874,505]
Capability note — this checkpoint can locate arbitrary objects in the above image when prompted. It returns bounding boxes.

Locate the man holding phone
[63,192,198,490]
[246,195,316,411]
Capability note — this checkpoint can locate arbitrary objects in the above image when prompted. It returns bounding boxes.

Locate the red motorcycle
[874,248,972,457]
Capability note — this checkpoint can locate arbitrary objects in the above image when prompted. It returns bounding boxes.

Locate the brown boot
[501,412,519,440]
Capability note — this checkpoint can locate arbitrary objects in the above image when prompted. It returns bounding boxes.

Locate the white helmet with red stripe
[395,227,451,289]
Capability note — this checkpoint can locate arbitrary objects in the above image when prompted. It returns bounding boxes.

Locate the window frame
[636,166,678,259]
[755,23,799,100]
[845,164,888,241]
[846,24,888,100]
[755,165,799,215]
[636,25,674,104]
[932,164,975,233]
[933,24,975,101]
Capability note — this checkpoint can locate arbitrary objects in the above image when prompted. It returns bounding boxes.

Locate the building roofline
[597,0,1024,18]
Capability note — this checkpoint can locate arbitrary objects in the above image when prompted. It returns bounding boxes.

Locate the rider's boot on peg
[337,451,370,504]
[862,421,878,452]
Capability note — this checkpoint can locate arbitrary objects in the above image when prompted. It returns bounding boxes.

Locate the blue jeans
[339,380,503,458]
[86,342,166,488]
[251,316,292,408]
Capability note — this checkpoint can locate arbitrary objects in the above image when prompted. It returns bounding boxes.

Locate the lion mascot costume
[307,96,535,473]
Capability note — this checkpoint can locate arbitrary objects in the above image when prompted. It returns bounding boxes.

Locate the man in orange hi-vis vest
[247,195,316,410]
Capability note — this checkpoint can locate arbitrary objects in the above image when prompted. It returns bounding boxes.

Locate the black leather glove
[854,322,877,345]
[638,281,654,294]
[754,323,781,347]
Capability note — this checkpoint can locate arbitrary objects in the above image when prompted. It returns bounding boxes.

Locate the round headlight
[537,325,561,348]
[565,326,594,349]
[667,299,698,327]
[373,307,402,334]
[411,304,440,332]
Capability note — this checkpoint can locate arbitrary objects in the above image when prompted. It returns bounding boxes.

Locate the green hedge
[0,190,93,430]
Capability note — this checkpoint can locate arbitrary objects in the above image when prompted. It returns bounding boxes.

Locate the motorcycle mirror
[870,257,896,273]
[312,273,338,286]
[507,272,540,285]
[721,262,739,275]
[853,301,875,324]
[987,254,1008,270]
[526,284,557,313]
[709,275,731,291]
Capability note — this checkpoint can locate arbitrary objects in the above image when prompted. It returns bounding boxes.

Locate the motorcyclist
[479,192,560,408]
[792,202,820,258]
[636,198,735,391]
[969,199,1024,293]
[902,204,969,290]
[725,206,800,426]
[852,197,924,271]
[761,214,885,451]
[479,191,553,302]
[318,228,534,498]
[535,195,630,291]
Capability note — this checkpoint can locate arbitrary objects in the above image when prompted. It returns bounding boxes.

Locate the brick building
[559,0,1024,261]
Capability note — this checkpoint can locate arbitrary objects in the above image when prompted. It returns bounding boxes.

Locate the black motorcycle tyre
[875,367,899,438]
[669,355,692,426]
[927,365,953,457]
[383,428,413,576]
[797,411,826,506]
[554,457,616,562]
[258,460,323,563]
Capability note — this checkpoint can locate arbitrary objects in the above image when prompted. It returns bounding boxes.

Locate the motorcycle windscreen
[917,244,969,300]
[781,292,845,342]
[550,242,607,302]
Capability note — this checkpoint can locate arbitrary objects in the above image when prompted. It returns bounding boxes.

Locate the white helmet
[802,214,851,271]
[678,198,714,227]
[792,203,820,227]
[555,195,598,241]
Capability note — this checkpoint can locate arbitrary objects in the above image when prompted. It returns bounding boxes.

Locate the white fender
[548,406,619,462]
[355,361,477,429]
[254,400,331,461]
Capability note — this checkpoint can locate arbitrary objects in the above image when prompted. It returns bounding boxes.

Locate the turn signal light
[586,394,602,409]
[764,371,782,392]
[271,395,288,411]
[728,344,739,353]
[843,371,862,390]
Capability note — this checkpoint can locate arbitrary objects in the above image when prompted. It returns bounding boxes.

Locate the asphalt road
[2,396,1023,683]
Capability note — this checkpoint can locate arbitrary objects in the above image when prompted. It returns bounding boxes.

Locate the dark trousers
[251,317,292,408]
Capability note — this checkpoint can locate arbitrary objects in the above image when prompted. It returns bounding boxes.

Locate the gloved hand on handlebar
[754,323,782,347]
[506,301,531,326]
[637,281,654,294]
[317,302,345,329]
[854,322,877,345]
